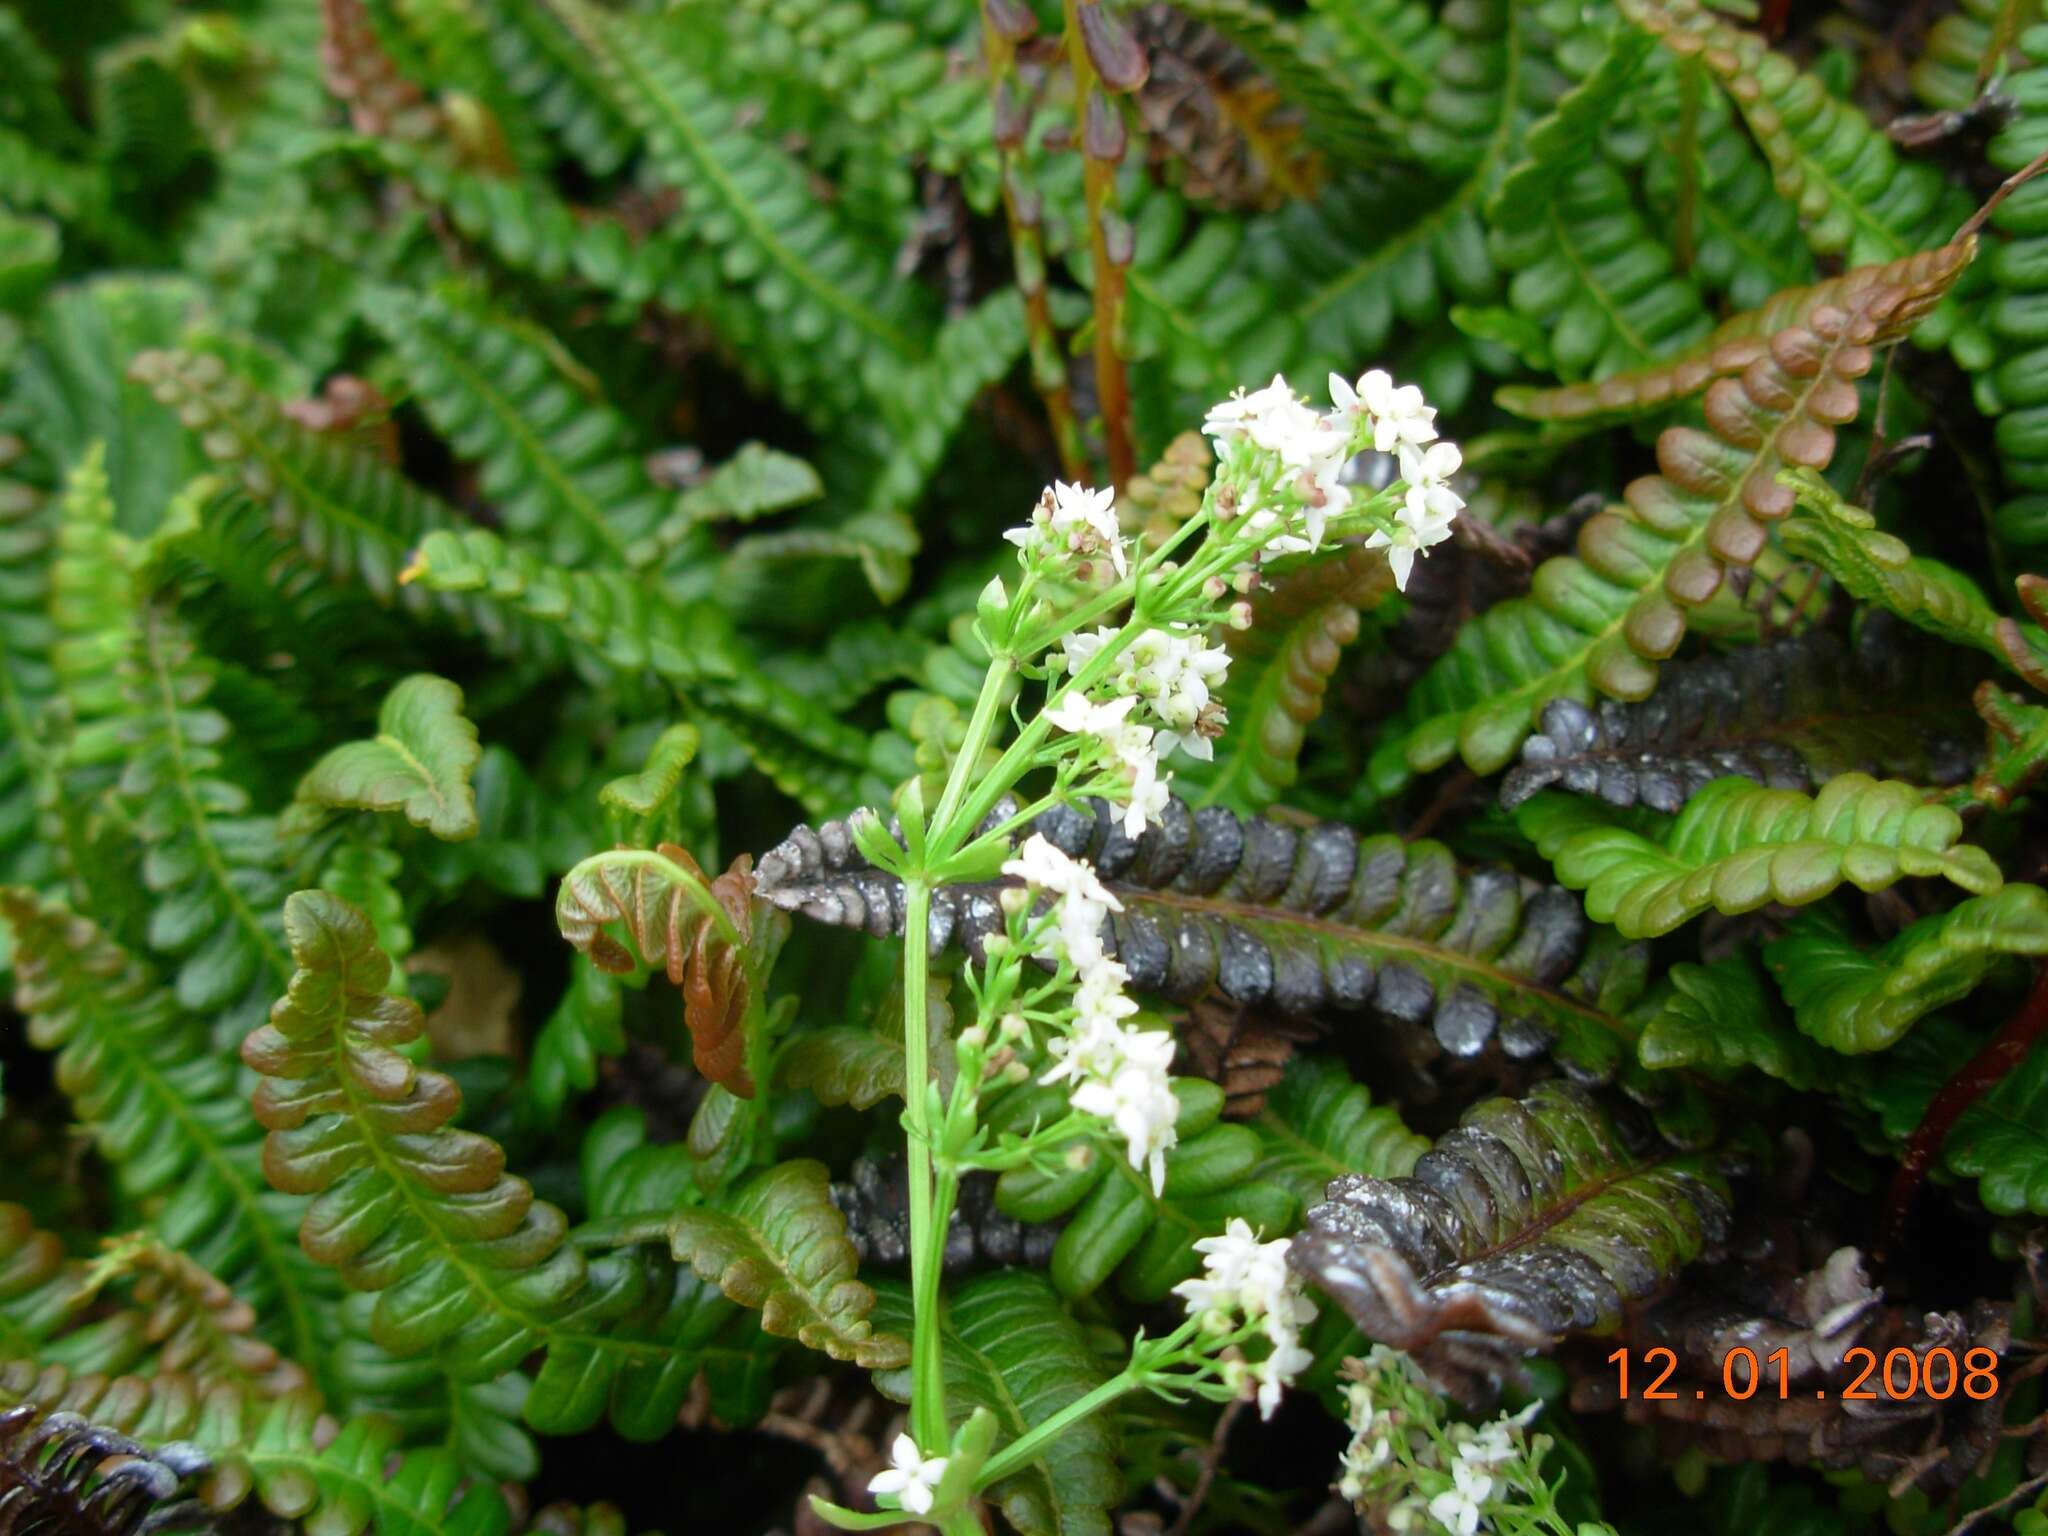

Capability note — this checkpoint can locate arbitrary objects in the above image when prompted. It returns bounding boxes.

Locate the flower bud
[982,933,1012,958]
[1078,0,1148,92]
[1082,88,1126,165]
[983,0,1037,42]
[959,1024,990,1051]
[999,887,1031,917]
[1000,1060,1030,1086]
[1063,1143,1095,1172]
[1202,575,1227,601]
[1228,600,1253,630]
[998,1011,1030,1044]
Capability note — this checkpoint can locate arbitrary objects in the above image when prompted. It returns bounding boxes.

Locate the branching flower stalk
[1335,1348,1616,1536]
[815,372,1465,1533]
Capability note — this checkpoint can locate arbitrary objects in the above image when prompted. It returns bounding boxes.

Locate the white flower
[1426,1459,1493,1536]
[1056,625,1114,677]
[1331,369,1438,454]
[1250,1333,1314,1419]
[1002,834,1122,912]
[1203,375,1328,466]
[869,1434,949,1516]
[1069,1050,1179,1193]
[1396,440,1464,534]
[1364,519,1438,592]
[1004,480,1128,579]
[1119,748,1171,838]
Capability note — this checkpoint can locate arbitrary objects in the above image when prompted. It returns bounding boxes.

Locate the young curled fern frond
[554,844,783,1095]
[1516,774,2004,940]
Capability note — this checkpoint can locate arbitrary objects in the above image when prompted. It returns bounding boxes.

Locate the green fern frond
[116,598,293,1031]
[1619,0,1975,353]
[1249,1055,1428,1211]
[1767,884,2048,1054]
[712,0,997,202]
[482,0,637,174]
[560,0,931,421]
[361,285,666,569]
[1370,241,1972,789]
[402,527,883,813]
[1516,774,2004,940]
[0,887,339,1394]
[1486,28,1712,381]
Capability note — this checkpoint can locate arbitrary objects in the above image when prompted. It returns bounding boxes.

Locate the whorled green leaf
[1289,1081,1731,1350]
[992,1078,1295,1302]
[1766,885,2048,1054]
[290,674,481,840]
[1516,774,2003,940]
[663,1159,907,1368]
[871,1272,1119,1536]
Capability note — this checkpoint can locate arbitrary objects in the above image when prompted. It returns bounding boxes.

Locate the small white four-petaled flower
[869,1433,948,1516]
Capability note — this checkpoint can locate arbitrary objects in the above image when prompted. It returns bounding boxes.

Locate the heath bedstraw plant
[811,372,1463,1532]
[1336,1348,1614,1536]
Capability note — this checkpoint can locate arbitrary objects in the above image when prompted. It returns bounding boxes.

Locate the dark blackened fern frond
[0,1407,212,1536]
[1287,1081,1732,1356]
[1499,618,1984,813]
[754,794,1647,1075]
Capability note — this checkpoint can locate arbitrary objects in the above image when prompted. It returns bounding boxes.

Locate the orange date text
[1606,1345,1999,1401]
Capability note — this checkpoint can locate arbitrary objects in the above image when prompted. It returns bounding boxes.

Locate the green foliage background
[5,0,2048,1533]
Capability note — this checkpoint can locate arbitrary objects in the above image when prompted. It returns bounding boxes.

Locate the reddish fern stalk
[1883,960,2048,1256]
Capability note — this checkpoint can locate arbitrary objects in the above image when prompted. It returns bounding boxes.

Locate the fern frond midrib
[1301,7,1523,322]
[1113,881,1632,1045]
[1452,1150,1675,1268]
[138,608,292,987]
[1544,197,1666,365]
[589,14,914,356]
[388,300,633,564]
[306,954,694,1368]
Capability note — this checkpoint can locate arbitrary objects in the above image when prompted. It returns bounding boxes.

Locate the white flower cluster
[1002,834,1180,1194]
[869,1433,947,1516]
[1336,1347,1550,1536]
[1003,480,1127,583]
[1171,1218,1317,1420]
[1203,370,1463,591]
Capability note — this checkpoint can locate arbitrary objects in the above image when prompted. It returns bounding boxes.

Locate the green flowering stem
[974,1371,1140,1489]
